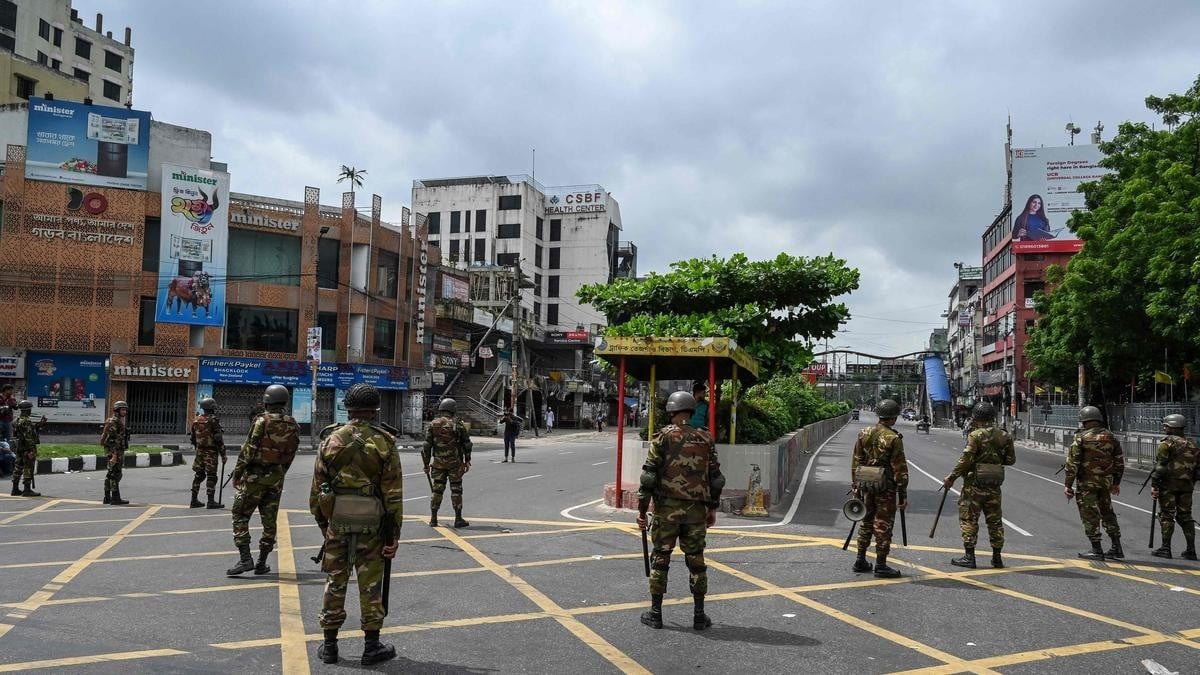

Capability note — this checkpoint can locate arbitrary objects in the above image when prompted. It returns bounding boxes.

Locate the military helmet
[972,401,996,421]
[665,391,697,413]
[16,400,33,410]
[343,383,381,411]
[438,398,457,413]
[876,399,901,419]
[1078,406,1103,423]
[199,398,217,412]
[112,400,129,411]
[263,384,290,407]
[1163,413,1187,429]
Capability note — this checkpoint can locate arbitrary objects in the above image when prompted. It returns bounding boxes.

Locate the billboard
[155,164,229,326]
[441,275,469,302]
[26,352,107,423]
[1010,145,1110,253]
[25,97,151,190]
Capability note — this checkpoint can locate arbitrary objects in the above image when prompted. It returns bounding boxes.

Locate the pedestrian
[1150,414,1197,560]
[595,404,604,432]
[1064,406,1125,560]
[0,440,15,478]
[189,397,226,509]
[101,401,131,505]
[310,384,402,665]
[227,385,300,576]
[9,401,44,496]
[849,398,908,578]
[942,402,1015,569]
[499,408,521,462]
[0,384,16,441]
[422,398,471,528]
[545,407,555,434]
[637,390,724,630]
[688,384,709,429]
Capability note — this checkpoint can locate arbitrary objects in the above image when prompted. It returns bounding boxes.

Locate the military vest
[1160,434,1199,487]
[192,414,218,448]
[969,426,1007,464]
[1078,428,1118,477]
[100,417,128,452]
[655,424,714,502]
[429,416,463,461]
[257,412,300,465]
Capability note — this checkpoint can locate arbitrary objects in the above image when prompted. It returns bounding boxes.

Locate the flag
[1154,370,1174,384]
[1035,386,1046,395]
[1054,386,1065,394]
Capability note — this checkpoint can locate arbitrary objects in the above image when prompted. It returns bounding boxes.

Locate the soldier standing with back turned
[101,401,131,505]
[190,397,227,509]
[422,398,472,528]
[1151,414,1198,560]
[850,399,908,578]
[942,402,1015,569]
[1065,406,1125,560]
[10,401,45,497]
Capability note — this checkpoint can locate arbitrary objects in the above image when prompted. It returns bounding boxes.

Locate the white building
[2,1,135,105]
[412,174,635,332]
[944,265,983,405]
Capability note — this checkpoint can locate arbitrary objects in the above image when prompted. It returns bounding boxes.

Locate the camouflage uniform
[1153,434,1197,552]
[190,412,226,501]
[852,423,908,557]
[422,413,472,516]
[1065,427,1124,544]
[311,419,404,632]
[231,410,300,553]
[101,414,130,495]
[11,414,41,495]
[947,424,1015,550]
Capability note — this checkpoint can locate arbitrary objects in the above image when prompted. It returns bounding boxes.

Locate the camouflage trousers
[191,448,222,494]
[430,464,466,512]
[1074,481,1120,542]
[1157,487,1195,545]
[231,482,282,551]
[13,449,35,482]
[648,516,708,596]
[855,489,898,556]
[958,486,1004,549]
[104,452,124,492]
[318,532,388,631]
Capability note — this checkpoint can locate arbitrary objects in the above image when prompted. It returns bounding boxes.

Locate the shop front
[110,355,197,434]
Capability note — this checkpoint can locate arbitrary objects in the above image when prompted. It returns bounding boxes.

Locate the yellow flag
[1053,386,1065,394]
[1035,386,1046,395]
[1154,370,1174,384]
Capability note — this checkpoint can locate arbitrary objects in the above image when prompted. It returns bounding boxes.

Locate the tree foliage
[1025,75,1200,397]
[578,252,859,375]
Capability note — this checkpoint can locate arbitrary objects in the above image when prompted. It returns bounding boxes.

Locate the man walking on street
[190,397,226,509]
[1065,406,1125,560]
[101,401,131,505]
[423,398,471,528]
[499,408,521,462]
[545,407,555,434]
[942,402,1015,569]
[850,398,909,578]
[1151,414,1197,559]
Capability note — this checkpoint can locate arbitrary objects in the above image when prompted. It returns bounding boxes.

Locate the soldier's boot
[109,487,128,505]
[692,594,712,630]
[21,480,40,498]
[361,630,396,666]
[254,549,271,575]
[951,547,977,569]
[429,504,439,527]
[12,474,23,496]
[226,544,255,576]
[1078,540,1106,561]
[205,491,224,509]
[991,548,1004,569]
[189,488,204,508]
[317,629,338,664]
[851,548,874,573]
[1151,545,1173,559]
[102,488,111,504]
[873,553,902,578]
[453,508,470,528]
[639,594,664,629]
[1182,534,1197,561]
[1105,538,1124,560]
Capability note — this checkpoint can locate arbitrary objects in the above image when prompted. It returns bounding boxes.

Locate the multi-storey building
[944,265,983,405]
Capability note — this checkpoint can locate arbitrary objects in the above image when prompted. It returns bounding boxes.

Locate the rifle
[1137,471,1153,495]
[641,523,650,577]
[1149,498,1157,550]
[1054,463,1066,476]
[310,540,326,565]
[929,485,949,538]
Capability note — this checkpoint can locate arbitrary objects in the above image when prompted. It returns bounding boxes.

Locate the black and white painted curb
[31,451,185,475]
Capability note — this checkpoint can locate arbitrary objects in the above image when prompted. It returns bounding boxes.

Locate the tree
[577,252,859,375]
[336,165,368,196]
[1025,75,1200,399]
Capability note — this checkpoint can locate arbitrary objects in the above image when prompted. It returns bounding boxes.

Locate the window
[0,1,15,32]
[50,58,60,71]
[535,244,543,267]
[497,253,519,268]
[426,212,440,234]
[102,79,120,101]
[498,194,521,210]
[373,318,396,359]
[0,34,13,52]
[52,27,62,47]
[983,243,1012,285]
[104,50,122,72]
[533,301,541,324]
[546,304,559,326]
[137,297,156,346]
[39,19,50,41]
[228,229,302,285]
[317,312,338,354]
[376,250,398,297]
[72,67,89,82]
[225,305,298,352]
[449,239,460,262]
[317,236,340,289]
[141,218,160,272]
[548,276,560,298]
[474,239,485,262]
[498,223,520,239]
[536,217,544,240]
[450,211,460,233]
[36,51,48,66]
[14,74,34,100]
[75,38,91,59]
[464,210,471,231]
[401,321,411,362]
[548,248,561,270]
[475,209,486,232]
[534,273,542,297]
[550,219,561,241]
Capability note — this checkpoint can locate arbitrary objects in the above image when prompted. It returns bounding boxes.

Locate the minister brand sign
[109,356,198,382]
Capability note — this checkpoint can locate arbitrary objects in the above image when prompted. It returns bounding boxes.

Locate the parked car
[851,410,860,420]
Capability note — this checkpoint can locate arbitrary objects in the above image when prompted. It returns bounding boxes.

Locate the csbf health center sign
[155,164,230,326]
[24,97,151,190]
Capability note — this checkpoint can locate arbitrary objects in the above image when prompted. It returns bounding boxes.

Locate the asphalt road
[1,419,1197,674]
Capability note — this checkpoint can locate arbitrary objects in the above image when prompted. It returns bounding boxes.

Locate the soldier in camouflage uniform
[101,401,131,505]
[227,384,300,576]
[9,401,45,497]
[422,398,472,528]
[1150,414,1197,560]
[1064,406,1125,560]
[942,402,1015,569]
[310,384,403,666]
[636,390,725,631]
[850,399,908,578]
[190,398,227,509]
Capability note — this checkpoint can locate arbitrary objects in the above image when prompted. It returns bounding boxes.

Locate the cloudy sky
[78,0,1200,356]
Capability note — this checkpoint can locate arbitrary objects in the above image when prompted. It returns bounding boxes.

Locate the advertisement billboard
[1010,145,1110,253]
[155,164,230,326]
[25,97,151,190]
[25,352,107,423]
[441,275,469,302]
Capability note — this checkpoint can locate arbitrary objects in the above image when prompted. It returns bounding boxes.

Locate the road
[1,419,1197,674]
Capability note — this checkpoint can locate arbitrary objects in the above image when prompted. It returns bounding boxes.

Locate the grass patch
[35,444,164,458]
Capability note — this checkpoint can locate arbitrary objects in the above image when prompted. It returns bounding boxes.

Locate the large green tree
[1026,75,1200,398]
[577,252,859,375]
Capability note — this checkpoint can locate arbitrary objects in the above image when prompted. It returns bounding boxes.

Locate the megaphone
[842,497,866,522]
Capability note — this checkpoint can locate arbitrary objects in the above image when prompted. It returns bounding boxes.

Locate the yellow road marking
[887,633,1170,675]
[1080,562,1200,596]
[0,499,63,525]
[275,510,310,675]
[0,648,189,672]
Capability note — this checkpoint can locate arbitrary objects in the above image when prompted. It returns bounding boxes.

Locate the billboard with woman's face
[1010,145,1109,253]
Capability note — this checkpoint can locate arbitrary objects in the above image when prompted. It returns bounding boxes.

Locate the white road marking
[592,461,608,466]
[560,498,606,522]
[403,471,427,477]
[1008,466,1153,515]
[403,496,429,502]
[516,474,542,481]
[559,451,575,455]
[907,459,1033,537]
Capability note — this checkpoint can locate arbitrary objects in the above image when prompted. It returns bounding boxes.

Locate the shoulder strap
[327,427,366,478]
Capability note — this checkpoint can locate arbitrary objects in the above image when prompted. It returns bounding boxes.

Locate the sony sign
[415,247,428,344]
[230,212,300,232]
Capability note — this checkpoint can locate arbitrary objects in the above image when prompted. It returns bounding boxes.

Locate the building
[1,2,135,105]
[944,265,983,405]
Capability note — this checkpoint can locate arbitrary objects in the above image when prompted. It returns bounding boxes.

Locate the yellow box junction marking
[0,499,63,525]
[274,510,311,675]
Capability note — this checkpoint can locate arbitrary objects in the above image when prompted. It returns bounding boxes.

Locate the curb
[30,450,185,475]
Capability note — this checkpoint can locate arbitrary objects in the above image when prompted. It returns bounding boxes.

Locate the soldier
[636,390,725,631]
[10,401,45,497]
[1150,414,1197,560]
[422,398,471,528]
[310,384,403,665]
[101,401,131,506]
[227,385,300,576]
[850,398,908,578]
[1064,405,1125,560]
[942,402,1015,569]
[190,398,227,509]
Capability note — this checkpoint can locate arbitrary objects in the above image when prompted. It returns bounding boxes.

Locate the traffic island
[31,449,185,475]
